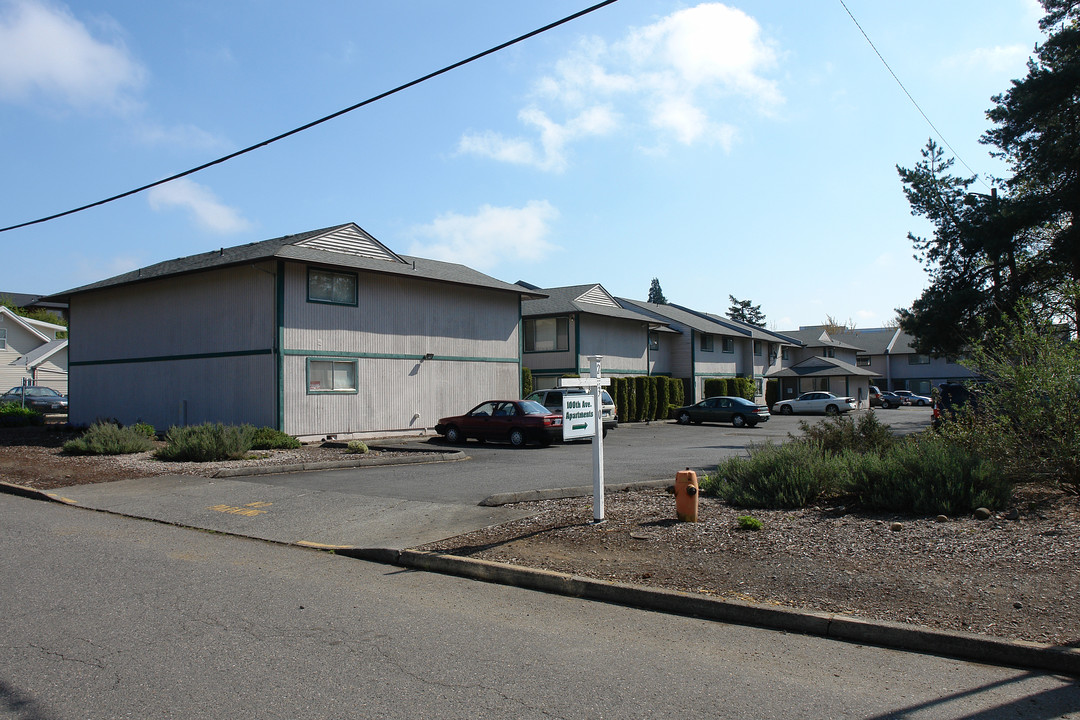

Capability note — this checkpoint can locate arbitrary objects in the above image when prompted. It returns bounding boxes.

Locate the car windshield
[519,400,551,415]
[731,397,756,406]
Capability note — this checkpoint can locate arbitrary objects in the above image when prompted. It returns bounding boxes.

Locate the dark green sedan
[674,396,770,428]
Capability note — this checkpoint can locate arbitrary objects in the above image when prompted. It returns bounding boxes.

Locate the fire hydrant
[673,468,699,522]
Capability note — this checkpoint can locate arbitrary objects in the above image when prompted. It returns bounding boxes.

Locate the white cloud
[0,0,146,112]
[147,178,252,234]
[133,122,228,150]
[943,44,1031,74]
[407,201,560,271]
[458,3,781,170]
[72,253,141,285]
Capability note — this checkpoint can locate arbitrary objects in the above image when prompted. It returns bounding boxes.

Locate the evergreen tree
[897,1,1080,353]
[727,295,766,327]
[647,278,667,304]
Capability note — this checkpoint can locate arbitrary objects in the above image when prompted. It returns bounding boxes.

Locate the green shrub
[156,423,256,462]
[522,367,533,397]
[704,378,729,398]
[634,376,650,422]
[848,435,1011,515]
[732,377,755,401]
[765,379,779,408]
[346,440,369,454]
[655,377,671,419]
[250,426,301,450]
[63,421,154,455]
[737,515,763,531]
[0,401,44,427]
[130,422,156,439]
[797,412,895,456]
[704,442,848,508]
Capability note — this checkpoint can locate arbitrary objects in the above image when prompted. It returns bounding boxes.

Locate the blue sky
[0,0,1046,329]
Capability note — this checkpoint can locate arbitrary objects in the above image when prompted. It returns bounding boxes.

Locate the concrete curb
[479,479,672,506]
[211,447,467,478]
[342,547,1080,678]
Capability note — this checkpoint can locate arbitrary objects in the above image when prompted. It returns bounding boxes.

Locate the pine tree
[647,278,667,304]
[727,295,766,327]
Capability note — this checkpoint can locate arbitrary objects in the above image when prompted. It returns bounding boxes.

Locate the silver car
[772,391,857,416]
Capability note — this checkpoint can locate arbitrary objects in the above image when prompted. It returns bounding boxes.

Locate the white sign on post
[561,394,596,441]
[559,356,610,522]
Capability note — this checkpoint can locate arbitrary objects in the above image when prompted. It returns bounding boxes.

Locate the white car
[772,391,857,416]
[892,390,932,407]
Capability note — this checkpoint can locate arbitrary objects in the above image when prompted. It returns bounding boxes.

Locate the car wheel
[825,404,839,415]
[917,399,927,407]
[445,425,463,444]
[677,411,691,425]
[509,428,527,448]
[780,405,793,415]
[731,414,746,428]
[881,400,892,409]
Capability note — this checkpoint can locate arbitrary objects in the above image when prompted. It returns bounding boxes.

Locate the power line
[0,0,619,235]
[838,0,993,190]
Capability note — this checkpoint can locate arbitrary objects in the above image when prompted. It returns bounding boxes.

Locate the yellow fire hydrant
[673,468,699,522]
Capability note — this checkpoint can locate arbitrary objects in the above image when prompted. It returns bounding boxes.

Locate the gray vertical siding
[69,263,277,427]
[576,315,648,376]
[281,262,520,437]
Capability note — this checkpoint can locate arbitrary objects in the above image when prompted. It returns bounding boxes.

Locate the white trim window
[0,328,5,350]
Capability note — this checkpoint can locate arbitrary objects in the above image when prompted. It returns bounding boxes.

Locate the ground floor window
[307,358,358,393]
[799,377,830,393]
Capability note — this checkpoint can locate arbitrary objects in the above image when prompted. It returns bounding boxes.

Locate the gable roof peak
[290,223,405,263]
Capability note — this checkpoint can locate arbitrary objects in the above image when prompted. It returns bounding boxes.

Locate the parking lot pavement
[231,408,933,505]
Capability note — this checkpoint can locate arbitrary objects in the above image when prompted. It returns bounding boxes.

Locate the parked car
[772,392,856,416]
[892,389,932,407]
[868,385,883,407]
[0,386,68,412]
[674,396,770,428]
[435,400,562,447]
[525,387,617,435]
[878,391,908,409]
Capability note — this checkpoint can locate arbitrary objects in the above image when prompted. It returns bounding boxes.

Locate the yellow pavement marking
[208,503,269,517]
[295,541,353,550]
[45,493,77,504]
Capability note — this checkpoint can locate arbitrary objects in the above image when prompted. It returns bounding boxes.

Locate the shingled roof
[47,223,546,301]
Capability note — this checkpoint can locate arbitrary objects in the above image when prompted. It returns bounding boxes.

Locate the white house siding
[68,264,277,427]
[282,262,520,438]
[0,321,40,392]
[576,315,648,376]
[692,336,739,401]
[648,333,676,376]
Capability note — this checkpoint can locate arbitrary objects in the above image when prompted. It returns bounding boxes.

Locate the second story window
[781,346,790,361]
[822,347,835,358]
[700,334,714,352]
[524,317,569,352]
[909,354,930,365]
[648,332,659,351]
[856,355,871,367]
[722,337,734,353]
[753,340,762,356]
[308,267,358,305]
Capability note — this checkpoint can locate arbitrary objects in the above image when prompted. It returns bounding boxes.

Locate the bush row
[0,401,44,427]
[700,414,1012,516]
[607,376,687,423]
[61,421,301,460]
[702,377,756,401]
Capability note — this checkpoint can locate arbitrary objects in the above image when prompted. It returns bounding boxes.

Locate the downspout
[574,312,582,375]
[518,301,524,395]
[690,329,697,402]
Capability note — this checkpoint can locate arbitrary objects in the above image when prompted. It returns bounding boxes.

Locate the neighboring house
[768,327,877,406]
[809,326,980,395]
[0,291,69,323]
[0,306,69,395]
[616,300,796,403]
[48,223,542,439]
[519,284,672,389]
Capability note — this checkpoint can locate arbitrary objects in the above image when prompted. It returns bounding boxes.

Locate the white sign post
[560,355,610,522]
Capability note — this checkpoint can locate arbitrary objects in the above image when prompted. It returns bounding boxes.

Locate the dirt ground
[3,425,1079,648]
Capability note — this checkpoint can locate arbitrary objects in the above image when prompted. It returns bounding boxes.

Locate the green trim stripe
[284,349,518,363]
[71,348,273,367]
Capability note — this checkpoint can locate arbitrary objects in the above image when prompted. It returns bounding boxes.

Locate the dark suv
[525,388,618,436]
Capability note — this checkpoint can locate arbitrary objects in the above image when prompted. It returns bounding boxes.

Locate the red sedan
[435,400,563,447]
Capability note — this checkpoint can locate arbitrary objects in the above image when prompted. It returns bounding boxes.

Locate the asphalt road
[4,494,1076,720]
[238,408,934,504]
